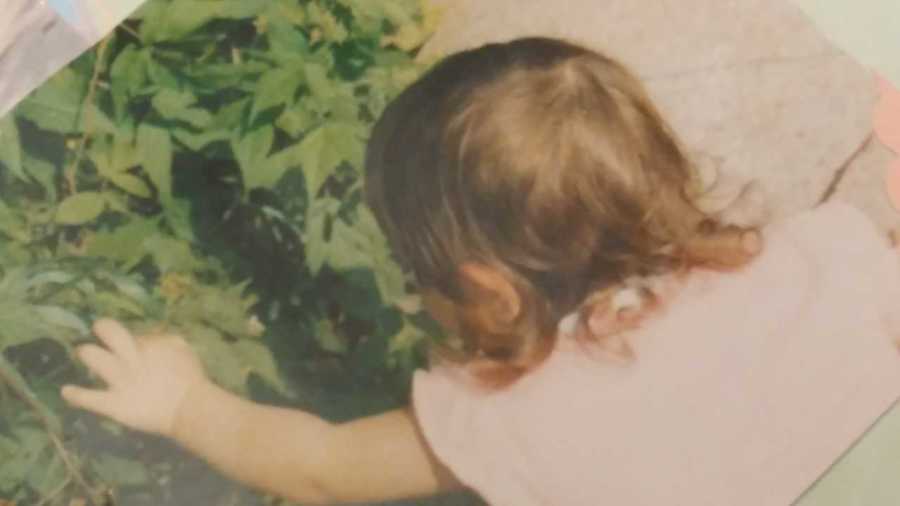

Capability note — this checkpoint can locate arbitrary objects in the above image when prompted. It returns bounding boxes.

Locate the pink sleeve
[411,367,486,488]
[789,202,900,337]
[411,367,547,505]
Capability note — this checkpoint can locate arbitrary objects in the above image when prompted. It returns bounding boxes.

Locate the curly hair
[365,37,760,387]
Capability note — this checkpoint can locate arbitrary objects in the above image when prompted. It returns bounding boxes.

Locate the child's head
[365,37,758,386]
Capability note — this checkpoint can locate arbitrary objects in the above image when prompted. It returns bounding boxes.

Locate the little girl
[61,38,900,505]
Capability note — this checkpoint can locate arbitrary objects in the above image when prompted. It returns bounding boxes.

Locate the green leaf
[151,89,193,117]
[137,124,173,199]
[26,451,66,496]
[143,235,202,273]
[0,357,62,434]
[0,116,24,181]
[307,3,348,43]
[0,427,51,492]
[388,320,427,368]
[336,0,389,32]
[232,340,293,397]
[105,272,153,303]
[152,89,213,128]
[269,122,365,201]
[357,207,409,305]
[252,68,304,119]
[315,319,348,354]
[214,99,251,129]
[304,63,335,101]
[55,192,106,225]
[108,172,153,198]
[85,103,119,137]
[93,133,142,176]
[109,45,148,119]
[0,200,30,243]
[135,1,166,41]
[23,154,58,201]
[145,57,180,89]
[266,18,311,60]
[0,267,30,297]
[172,129,230,151]
[218,0,270,19]
[15,67,88,134]
[163,197,196,242]
[94,292,147,318]
[33,306,89,337]
[303,197,341,274]
[170,282,258,338]
[147,1,222,42]
[103,191,132,215]
[87,219,157,266]
[383,8,433,52]
[141,0,269,42]
[91,454,150,487]
[276,102,315,137]
[232,126,275,191]
[264,0,307,26]
[182,62,268,91]
[327,219,373,271]
[187,326,248,393]
[27,271,77,288]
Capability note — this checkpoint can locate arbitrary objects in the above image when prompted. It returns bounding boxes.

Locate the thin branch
[65,36,113,196]
[35,474,73,506]
[48,435,97,506]
[0,360,100,506]
[116,22,141,40]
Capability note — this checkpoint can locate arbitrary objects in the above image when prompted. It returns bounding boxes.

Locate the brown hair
[365,38,760,387]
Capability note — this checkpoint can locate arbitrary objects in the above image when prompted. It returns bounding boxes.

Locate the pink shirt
[412,202,900,506]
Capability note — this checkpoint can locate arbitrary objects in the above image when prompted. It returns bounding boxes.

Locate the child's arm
[62,320,463,504]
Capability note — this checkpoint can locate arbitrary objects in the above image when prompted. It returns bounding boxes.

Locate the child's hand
[61,319,209,437]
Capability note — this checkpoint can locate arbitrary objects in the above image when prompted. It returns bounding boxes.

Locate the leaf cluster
[0,1,454,504]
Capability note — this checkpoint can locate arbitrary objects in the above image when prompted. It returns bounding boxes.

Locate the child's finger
[92,319,140,366]
[76,344,126,386]
[60,385,114,418]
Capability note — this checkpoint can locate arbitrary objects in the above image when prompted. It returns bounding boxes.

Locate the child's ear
[458,263,521,323]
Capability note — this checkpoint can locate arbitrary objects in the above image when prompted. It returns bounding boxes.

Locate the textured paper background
[791,0,900,87]
[1,1,898,502]
[49,0,149,36]
[422,0,898,230]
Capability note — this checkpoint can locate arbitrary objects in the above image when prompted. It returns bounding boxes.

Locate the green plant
[0,1,474,504]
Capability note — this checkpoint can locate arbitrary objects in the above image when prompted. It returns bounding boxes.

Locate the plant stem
[65,36,113,196]
[35,474,73,506]
[0,357,100,506]
[116,22,141,40]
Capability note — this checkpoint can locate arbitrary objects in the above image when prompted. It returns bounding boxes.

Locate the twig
[0,360,100,506]
[35,474,73,506]
[65,36,113,196]
[48,435,98,506]
[116,22,141,40]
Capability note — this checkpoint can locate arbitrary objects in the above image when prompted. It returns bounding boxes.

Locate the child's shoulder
[769,200,887,245]
[768,201,892,269]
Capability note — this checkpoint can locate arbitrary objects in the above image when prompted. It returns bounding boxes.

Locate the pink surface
[876,77,900,213]
[413,202,900,506]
